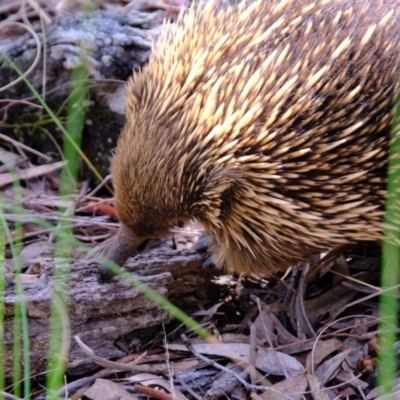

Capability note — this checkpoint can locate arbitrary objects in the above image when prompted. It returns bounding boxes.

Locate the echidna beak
[98,223,145,283]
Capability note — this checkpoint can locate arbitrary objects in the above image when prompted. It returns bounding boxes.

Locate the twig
[0,132,52,161]
[0,391,23,400]
[23,0,52,24]
[134,385,173,400]
[74,336,164,373]
[85,174,113,197]
[180,334,292,399]
[175,377,203,400]
[0,160,67,187]
[0,22,41,92]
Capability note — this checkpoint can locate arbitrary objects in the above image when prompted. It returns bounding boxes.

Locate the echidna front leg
[194,234,218,269]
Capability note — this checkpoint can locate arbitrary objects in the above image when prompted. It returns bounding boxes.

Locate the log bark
[0,8,162,178]
[4,250,217,379]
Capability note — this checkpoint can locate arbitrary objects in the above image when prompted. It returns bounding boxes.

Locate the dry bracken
[100,0,400,281]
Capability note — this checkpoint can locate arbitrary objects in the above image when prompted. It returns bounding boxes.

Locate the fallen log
[4,249,217,379]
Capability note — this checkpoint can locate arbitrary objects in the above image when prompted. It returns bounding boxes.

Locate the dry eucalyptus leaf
[259,373,308,400]
[253,307,278,344]
[306,339,344,373]
[314,350,351,384]
[305,284,357,325]
[256,348,305,377]
[168,342,304,377]
[307,374,330,400]
[85,378,138,400]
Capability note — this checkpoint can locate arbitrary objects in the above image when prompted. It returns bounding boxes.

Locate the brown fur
[110,0,400,276]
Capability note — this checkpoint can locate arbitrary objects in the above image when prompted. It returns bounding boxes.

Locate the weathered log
[4,250,217,379]
[0,8,163,178]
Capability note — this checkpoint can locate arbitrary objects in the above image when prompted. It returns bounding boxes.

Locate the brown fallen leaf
[128,373,188,400]
[84,378,139,400]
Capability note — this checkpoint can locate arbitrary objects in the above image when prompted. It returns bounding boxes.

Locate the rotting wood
[4,249,217,379]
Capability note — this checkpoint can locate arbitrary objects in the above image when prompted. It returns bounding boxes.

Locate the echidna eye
[177,220,184,228]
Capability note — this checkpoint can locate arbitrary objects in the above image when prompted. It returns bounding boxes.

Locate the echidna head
[111,116,240,242]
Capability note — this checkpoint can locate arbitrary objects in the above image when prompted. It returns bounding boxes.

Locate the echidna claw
[194,234,217,269]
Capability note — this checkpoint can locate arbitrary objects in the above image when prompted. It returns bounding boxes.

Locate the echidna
[99,0,400,282]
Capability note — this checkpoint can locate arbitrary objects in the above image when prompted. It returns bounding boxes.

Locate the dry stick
[0,1,23,14]
[0,160,67,188]
[180,334,292,399]
[20,0,50,28]
[0,391,22,400]
[4,213,118,227]
[37,0,48,100]
[74,336,166,374]
[0,22,41,92]
[0,9,38,28]
[175,377,203,400]
[0,133,52,162]
[58,352,151,397]
[249,322,257,386]
[134,385,173,400]
[85,174,113,198]
[37,126,66,160]
[0,99,42,108]
[162,325,176,398]
[25,0,51,23]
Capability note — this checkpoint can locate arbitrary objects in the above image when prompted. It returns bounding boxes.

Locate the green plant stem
[378,92,400,397]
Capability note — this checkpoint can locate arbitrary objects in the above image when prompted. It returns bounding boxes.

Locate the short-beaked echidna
[99,0,400,282]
